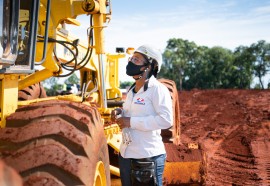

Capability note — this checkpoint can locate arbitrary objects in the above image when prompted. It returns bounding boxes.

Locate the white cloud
[104,2,270,51]
[253,5,270,15]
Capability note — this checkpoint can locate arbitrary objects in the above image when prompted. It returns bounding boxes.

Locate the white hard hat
[135,44,163,72]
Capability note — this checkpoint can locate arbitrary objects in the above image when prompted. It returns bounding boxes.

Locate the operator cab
[0,0,39,74]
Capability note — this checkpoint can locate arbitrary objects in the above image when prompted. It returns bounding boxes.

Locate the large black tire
[0,100,110,186]
[158,78,181,145]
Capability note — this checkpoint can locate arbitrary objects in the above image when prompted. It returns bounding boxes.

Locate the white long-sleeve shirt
[120,76,173,158]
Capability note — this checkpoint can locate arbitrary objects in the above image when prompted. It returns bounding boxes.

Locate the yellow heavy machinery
[0,0,205,185]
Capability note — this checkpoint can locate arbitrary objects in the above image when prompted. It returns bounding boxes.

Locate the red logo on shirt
[134,98,145,105]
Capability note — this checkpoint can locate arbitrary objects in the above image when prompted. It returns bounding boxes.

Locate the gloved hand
[111,108,123,122]
[111,108,131,129]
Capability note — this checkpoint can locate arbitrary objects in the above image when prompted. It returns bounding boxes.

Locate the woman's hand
[111,108,131,129]
[116,117,131,129]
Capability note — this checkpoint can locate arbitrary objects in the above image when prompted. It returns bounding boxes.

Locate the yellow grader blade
[163,143,207,185]
[158,79,207,185]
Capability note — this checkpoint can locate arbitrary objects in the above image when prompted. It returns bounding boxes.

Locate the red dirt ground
[178,89,270,186]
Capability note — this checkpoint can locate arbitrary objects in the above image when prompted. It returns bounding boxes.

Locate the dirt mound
[179,89,270,185]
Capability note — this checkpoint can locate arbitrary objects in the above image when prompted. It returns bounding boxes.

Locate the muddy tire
[0,100,110,186]
[158,78,181,145]
[0,159,23,186]
[18,82,47,100]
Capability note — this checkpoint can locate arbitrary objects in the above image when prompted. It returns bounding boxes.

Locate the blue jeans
[118,154,166,186]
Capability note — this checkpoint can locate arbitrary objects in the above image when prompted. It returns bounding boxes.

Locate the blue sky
[68,0,270,85]
[104,0,270,51]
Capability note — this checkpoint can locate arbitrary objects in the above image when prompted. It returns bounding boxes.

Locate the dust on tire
[0,100,110,186]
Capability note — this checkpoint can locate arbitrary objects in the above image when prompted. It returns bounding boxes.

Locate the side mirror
[116,47,125,53]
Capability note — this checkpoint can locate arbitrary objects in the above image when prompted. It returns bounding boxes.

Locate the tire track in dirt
[251,121,270,186]
[207,148,258,186]
[179,89,270,186]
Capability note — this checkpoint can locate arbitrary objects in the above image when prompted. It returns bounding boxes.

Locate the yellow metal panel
[18,69,55,90]
[107,133,122,153]
[110,165,120,177]
[55,30,96,71]
[0,75,19,128]
[93,14,105,54]
[106,53,125,99]
[17,94,83,107]
[104,124,121,152]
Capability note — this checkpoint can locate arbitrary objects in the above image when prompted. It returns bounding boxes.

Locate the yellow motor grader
[0,0,205,185]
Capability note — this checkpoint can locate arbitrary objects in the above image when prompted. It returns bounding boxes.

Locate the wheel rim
[94,161,106,186]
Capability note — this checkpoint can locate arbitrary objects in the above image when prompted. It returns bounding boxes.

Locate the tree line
[158,39,270,90]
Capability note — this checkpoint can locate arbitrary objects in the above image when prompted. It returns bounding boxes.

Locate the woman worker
[111,44,173,186]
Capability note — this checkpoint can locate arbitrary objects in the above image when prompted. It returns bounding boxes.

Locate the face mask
[126,61,147,76]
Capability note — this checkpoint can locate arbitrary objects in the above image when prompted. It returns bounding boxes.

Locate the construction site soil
[178,89,270,186]
[1,88,269,185]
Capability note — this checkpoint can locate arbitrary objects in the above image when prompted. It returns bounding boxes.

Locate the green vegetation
[120,81,133,89]
[43,74,79,96]
[159,39,270,90]
[43,39,270,93]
